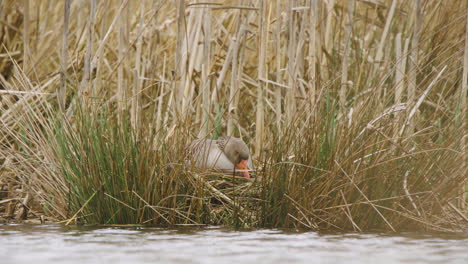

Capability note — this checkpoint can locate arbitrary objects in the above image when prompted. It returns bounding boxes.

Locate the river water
[0,224,467,264]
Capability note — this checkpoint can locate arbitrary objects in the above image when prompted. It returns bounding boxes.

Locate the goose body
[188,137,253,178]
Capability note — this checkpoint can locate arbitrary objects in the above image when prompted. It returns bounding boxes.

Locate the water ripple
[0,225,467,264]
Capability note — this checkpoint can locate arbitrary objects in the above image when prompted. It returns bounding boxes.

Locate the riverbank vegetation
[0,0,467,231]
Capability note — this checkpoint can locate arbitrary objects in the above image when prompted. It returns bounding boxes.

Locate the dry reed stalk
[132,3,145,135]
[394,33,403,103]
[91,0,129,69]
[75,0,84,44]
[148,1,167,134]
[393,33,409,144]
[234,11,248,138]
[286,0,296,124]
[407,0,422,135]
[340,190,361,231]
[118,0,129,118]
[15,192,30,220]
[211,5,256,121]
[100,0,110,41]
[154,53,166,135]
[448,202,468,223]
[59,0,71,111]
[274,0,282,128]
[179,8,196,117]
[399,65,447,137]
[80,0,96,105]
[339,0,354,109]
[175,0,187,116]
[394,33,409,104]
[321,0,334,82]
[211,16,237,103]
[0,66,60,141]
[284,193,319,229]
[63,191,97,225]
[403,170,421,216]
[22,0,30,72]
[308,0,318,111]
[375,0,397,65]
[374,0,398,99]
[461,9,468,111]
[184,7,204,118]
[461,13,468,209]
[293,7,308,101]
[199,5,211,138]
[227,9,242,137]
[132,191,171,225]
[255,0,268,156]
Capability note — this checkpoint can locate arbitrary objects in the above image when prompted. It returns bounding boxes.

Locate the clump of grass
[7,101,261,226]
[50,106,173,224]
[258,96,465,231]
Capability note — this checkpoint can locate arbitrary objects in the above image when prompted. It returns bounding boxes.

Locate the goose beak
[236,159,250,178]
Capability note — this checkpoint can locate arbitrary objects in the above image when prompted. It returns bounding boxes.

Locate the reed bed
[0,0,467,231]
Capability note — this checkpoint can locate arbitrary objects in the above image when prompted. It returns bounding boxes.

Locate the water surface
[0,225,467,264]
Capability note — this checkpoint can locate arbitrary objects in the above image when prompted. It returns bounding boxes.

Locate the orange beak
[236,159,250,178]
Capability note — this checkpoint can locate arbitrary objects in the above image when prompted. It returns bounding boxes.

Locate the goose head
[219,137,251,178]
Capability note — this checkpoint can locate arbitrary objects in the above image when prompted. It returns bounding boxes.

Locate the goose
[187,136,253,178]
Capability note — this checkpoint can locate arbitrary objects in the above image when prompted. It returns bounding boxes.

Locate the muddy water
[0,225,467,264]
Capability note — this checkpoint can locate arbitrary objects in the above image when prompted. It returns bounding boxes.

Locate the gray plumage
[187,136,254,175]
